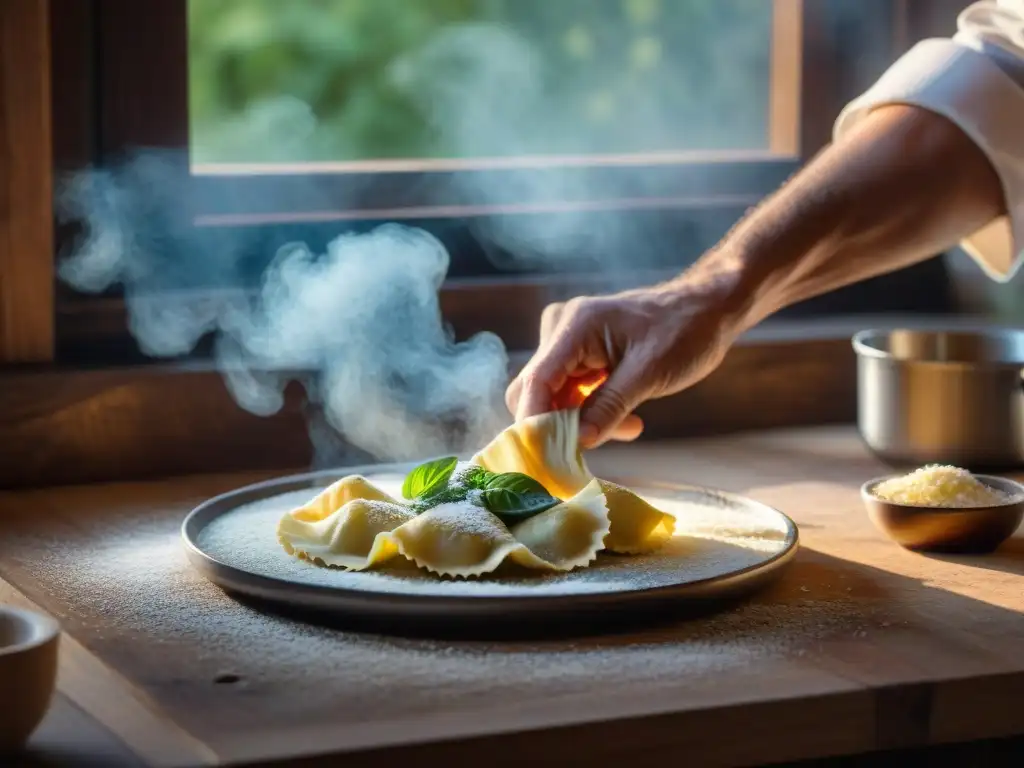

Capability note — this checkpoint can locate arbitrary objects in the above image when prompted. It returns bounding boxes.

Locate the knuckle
[539,303,565,344]
[566,296,600,323]
[540,302,563,324]
[600,386,630,414]
[564,296,588,314]
[520,367,547,391]
[585,387,630,425]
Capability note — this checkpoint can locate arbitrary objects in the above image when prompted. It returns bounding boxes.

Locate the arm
[509,106,1012,446]
[706,103,1006,335]
[508,0,1024,446]
[711,0,1024,330]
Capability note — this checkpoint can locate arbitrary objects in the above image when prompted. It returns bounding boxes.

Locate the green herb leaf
[409,485,470,512]
[459,466,498,489]
[402,456,458,500]
[479,472,561,525]
[483,472,551,496]
[404,463,561,524]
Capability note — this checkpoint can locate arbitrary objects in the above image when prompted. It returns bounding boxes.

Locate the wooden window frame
[44,0,953,364]
[0,0,974,489]
[136,0,807,224]
[7,0,963,365]
[1,0,54,364]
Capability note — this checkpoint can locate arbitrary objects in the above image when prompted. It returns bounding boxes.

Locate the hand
[511,105,1010,449]
[506,265,749,448]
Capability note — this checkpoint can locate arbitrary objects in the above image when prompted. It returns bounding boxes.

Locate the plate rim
[181,464,800,617]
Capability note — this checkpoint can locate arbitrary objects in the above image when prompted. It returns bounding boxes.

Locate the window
[185,0,801,237]
[0,0,972,486]
[50,0,954,364]
[189,0,794,166]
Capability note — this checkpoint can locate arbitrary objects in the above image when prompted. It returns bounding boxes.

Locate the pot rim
[852,328,1024,371]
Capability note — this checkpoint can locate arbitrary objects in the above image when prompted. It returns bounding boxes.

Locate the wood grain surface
[15,693,146,768]
[0,333,856,490]
[2,427,1024,767]
[0,0,54,363]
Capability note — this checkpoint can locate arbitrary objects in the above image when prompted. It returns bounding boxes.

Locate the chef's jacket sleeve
[833,1,1024,282]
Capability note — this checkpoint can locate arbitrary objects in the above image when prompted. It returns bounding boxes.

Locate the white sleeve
[833,0,1024,283]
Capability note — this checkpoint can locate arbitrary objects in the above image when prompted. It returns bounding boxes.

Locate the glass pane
[188,0,777,166]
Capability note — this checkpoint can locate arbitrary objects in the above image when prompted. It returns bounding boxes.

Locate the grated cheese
[873,465,1012,508]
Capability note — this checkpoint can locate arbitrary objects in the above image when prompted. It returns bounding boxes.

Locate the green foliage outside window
[188,0,773,164]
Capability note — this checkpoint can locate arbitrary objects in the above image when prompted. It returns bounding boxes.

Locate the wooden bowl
[0,607,60,753]
[861,475,1024,554]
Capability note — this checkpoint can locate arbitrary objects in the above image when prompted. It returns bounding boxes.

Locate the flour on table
[10,490,887,744]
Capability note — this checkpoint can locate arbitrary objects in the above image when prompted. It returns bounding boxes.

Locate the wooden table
[3,426,1024,768]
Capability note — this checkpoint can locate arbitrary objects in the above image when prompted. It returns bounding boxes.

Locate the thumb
[513,324,584,421]
[578,359,646,448]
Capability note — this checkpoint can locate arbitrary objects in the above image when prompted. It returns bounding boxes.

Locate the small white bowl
[0,607,60,753]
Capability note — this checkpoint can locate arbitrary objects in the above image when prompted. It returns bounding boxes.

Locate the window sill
[0,313,998,490]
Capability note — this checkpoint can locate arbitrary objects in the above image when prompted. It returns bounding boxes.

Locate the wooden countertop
[3,426,1024,768]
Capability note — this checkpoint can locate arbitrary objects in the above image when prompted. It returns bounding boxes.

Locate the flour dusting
[355,499,412,528]
[414,499,516,542]
[6,478,890,745]
[198,482,791,597]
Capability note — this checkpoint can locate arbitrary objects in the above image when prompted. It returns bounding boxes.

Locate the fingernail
[579,423,599,447]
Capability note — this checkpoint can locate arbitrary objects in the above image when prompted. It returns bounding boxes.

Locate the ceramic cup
[0,606,60,753]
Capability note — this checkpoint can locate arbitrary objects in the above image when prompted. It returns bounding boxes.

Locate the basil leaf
[479,487,520,514]
[480,481,561,526]
[402,456,458,500]
[459,466,497,489]
[483,472,551,496]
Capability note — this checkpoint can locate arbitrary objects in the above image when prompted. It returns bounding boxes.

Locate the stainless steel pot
[852,329,1024,470]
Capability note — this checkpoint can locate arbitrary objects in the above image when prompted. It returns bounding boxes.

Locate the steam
[200,95,322,163]
[58,187,510,461]
[56,14,767,464]
[388,22,646,270]
[213,225,509,460]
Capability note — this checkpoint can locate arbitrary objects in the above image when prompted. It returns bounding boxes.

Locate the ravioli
[277,409,675,577]
[472,409,676,554]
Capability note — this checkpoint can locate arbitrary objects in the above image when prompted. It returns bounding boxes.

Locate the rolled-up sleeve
[833,0,1024,282]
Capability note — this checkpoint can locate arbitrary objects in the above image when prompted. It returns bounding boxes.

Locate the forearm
[694,104,1007,332]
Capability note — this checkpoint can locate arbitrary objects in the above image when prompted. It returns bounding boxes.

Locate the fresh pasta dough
[471,409,676,554]
[277,409,676,577]
[278,474,609,577]
[390,480,610,577]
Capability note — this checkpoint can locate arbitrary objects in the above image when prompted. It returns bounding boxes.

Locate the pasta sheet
[277,409,675,577]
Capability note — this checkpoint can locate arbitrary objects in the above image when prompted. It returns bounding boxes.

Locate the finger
[507,303,569,418]
[515,327,585,421]
[515,366,568,422]
[608,413,644,442]
[578,359,646,448]
[538,302,563,346]
[504,373,523,416]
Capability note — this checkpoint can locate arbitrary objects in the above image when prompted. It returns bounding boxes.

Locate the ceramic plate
[182,465,798,632]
